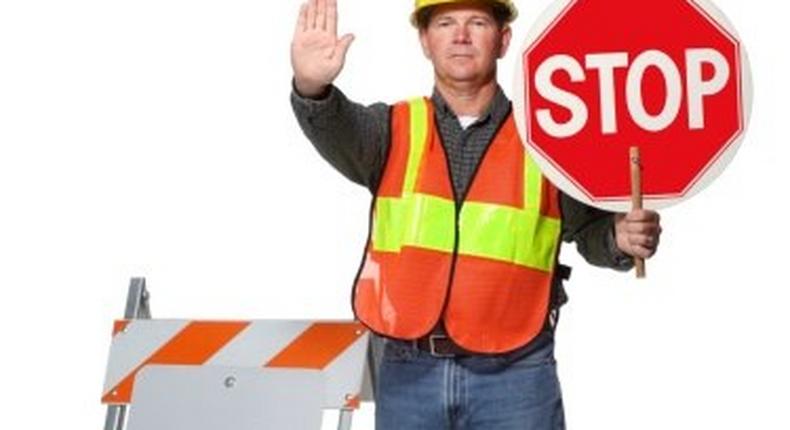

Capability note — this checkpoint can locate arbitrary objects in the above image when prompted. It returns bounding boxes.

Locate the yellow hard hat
[410,0,518,27]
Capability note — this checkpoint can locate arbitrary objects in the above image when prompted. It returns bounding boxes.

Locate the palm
[293,29,343,85]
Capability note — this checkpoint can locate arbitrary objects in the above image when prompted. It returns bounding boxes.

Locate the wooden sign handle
[630,146,646,279]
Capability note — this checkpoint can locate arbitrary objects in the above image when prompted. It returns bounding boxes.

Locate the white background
[0,0,788,429]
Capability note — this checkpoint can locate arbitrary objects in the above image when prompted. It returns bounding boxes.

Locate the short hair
[416,3,511,30]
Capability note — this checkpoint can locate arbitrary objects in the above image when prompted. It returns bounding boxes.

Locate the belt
[413,333,472,358]
[411,330,554,359]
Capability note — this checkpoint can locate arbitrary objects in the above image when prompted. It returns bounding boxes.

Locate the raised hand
[291,0,355,97]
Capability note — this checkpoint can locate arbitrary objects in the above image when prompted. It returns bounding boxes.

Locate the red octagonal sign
[513,0,752,211]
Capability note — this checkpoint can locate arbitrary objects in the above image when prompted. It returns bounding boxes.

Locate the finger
[296,3,308,34]
[624,235,656,256]
[625,209,659,222]
[628,233,658,249]
[626,209,659,222]
[335,33,355,62]
[626,221,661,236]
[327,0,338,36]
[307,0,317,29]
[631,245,656,259]
[316,0,327,31]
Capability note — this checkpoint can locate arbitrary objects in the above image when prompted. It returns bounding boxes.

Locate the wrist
[609,215,635,270]
[293,77,330,99]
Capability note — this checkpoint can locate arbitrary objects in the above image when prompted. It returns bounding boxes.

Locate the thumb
[335,33,355,62]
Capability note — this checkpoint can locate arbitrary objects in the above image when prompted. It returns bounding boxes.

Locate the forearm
[560,193,633,271]
[290,83,389,191]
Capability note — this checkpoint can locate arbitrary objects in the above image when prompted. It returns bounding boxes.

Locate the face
[419,3,512,87]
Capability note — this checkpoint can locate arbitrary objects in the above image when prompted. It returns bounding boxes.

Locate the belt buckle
[428,334,455,358]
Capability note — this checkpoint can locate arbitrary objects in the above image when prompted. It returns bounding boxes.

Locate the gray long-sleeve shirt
[291,84,633,271]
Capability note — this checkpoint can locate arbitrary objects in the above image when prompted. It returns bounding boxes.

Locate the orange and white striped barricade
[101,278,373,430]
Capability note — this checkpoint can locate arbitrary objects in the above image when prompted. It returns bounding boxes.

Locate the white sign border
[512,0,753,212]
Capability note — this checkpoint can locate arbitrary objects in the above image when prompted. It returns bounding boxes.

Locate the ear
[498,25,512,59]
[419,28,433,60]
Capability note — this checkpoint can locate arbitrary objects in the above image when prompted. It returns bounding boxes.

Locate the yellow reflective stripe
[374,194,560,270]
[403,98,428,194]
[458,202,561,271]
[524,153,542,211]
[373,194,455,253]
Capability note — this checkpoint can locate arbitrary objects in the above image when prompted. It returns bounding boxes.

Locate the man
[290,0,662,428]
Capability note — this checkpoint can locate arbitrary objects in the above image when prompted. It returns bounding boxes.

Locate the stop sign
[513,0,752,211]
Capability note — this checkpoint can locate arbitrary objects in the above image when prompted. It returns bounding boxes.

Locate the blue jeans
[372,334,565,430]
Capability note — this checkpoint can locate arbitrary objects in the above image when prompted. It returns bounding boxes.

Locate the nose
[452,24,471,44]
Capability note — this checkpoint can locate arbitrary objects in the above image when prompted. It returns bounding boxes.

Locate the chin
[448,74,479,83]
[443,66,480,81]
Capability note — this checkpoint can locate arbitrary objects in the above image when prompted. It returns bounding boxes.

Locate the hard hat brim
[410,0,518,27]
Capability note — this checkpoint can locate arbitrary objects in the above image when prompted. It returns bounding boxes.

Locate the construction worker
[290,0,662,428]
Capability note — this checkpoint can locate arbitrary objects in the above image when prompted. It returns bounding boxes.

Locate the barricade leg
[337,409,353,430]
[103,278,150,430]
[104,405,126,430]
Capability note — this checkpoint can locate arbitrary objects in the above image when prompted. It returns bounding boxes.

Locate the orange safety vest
[352,97,563,354]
